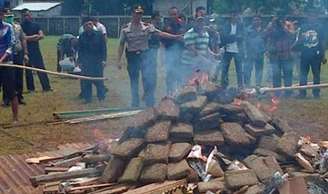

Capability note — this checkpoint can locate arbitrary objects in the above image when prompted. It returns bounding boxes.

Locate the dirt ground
[0,37,327,155]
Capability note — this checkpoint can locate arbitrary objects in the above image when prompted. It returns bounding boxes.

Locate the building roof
[13,2,61,11]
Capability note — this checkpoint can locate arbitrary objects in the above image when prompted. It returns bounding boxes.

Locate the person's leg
[299,56,310,97]
[221,52,233,89]
[243,57,253,87]
[282,59,293,97]
[14,51,25,103]
[311,57,322,98]
[126,51,141,107]
[2,67,18,121]
[25,55,35,91]
[165,46,180,95]
[141,49,157,107]
[57,49,62,72]
[33,51,52,91]
[234,53,244,88]
[271,58,282,96]
[94,65,106,101]
[255,53,264,87]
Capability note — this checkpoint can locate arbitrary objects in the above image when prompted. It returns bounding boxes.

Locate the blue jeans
[221,52,243,88]
[126,50,157,107]
[244,53,264,87]
[271,58,293,97]
[164,45,183,95]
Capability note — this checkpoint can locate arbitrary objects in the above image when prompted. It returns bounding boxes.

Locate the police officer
[117,5,180,107]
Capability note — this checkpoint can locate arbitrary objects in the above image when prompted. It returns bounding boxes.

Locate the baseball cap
[134,5,144,14]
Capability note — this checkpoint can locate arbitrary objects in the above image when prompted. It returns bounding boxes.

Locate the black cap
[133,5,144,13]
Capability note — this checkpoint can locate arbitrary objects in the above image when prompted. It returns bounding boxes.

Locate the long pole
[0,64,108,80]
[259,83,328,94]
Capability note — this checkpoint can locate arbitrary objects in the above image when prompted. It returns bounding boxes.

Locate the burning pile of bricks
[30,82,328,193]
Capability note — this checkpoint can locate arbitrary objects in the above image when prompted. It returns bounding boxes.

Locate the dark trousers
[244,53,264,87]
[221,52,243,88]
[165,45,182,95]
[0,66,17,101]
[13,51,24,100]
[26,50,51,91]
[80,64,106,102]
[299,55,321,97]
[126,50,157,107]
[271,58,293,97]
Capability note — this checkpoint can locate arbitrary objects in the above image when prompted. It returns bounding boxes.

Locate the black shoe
[43,88,53,92]
[84,99,92,104]
[18,99,26,105]
[295,94,306,99]
[313,95,320,99]
[2,102,10,107]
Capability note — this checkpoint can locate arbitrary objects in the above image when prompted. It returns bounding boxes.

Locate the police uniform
[120,21,158,107]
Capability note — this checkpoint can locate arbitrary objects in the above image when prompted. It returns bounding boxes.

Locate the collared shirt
[119,22,158,52]
[0,22,15,58]
[96,22,107,35]
[181,28,209,66]
[226,24,239,53]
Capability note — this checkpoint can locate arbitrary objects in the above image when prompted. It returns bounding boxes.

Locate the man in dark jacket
[21,9,51,92]
[221,13,244,89]
[78,19,107,103]
[297,14,326,98]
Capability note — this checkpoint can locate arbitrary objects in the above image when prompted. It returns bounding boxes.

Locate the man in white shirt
[221,13,244,89]
[92,17,107,38]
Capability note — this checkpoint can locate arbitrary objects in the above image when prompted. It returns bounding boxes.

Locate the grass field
[0,36,327,154]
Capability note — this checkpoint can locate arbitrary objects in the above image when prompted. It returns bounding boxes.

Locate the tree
[212,0,326,15]
[62,0,83,15]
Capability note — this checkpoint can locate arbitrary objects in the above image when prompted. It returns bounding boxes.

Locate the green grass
[0,36,327,154]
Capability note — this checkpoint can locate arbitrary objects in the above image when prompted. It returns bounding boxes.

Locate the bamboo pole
[259,83,328,94]
[0,64,108,81]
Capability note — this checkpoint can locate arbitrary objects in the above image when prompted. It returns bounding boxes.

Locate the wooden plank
[123,179,187,194]
[30,167,103,187]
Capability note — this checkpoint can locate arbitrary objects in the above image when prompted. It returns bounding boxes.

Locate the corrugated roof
[13,2,61,11]
[0,143,92,194]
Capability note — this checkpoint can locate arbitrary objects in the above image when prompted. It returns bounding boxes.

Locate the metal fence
[33,16,142,38]
[33,15,328,38]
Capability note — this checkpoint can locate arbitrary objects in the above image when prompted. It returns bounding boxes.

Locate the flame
[232,98,242,106]
[187,70,209,86]
[256,96,280,113]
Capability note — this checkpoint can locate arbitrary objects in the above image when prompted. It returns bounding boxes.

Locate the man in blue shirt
[0,8,18,122]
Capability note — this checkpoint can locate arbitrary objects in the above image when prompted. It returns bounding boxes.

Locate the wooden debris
[30,167,103,187]
[124,179,187,194]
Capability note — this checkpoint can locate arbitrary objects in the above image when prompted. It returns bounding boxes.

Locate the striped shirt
[181,28,209,65]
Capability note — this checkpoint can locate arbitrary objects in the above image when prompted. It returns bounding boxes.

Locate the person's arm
[21,31,29,64]
[117,29,126,69]
[100,34,107,66]
[26,24,44,42]
[0,25,15,62]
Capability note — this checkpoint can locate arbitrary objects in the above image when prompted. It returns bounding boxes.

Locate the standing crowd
[0,5,326,122]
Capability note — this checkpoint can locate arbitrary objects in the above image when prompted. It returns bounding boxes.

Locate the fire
[256,96,280,114]
[232,98,242,106]
[187,70,209,86]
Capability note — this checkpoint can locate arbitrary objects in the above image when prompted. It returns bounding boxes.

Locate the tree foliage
[212,0,327,15]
